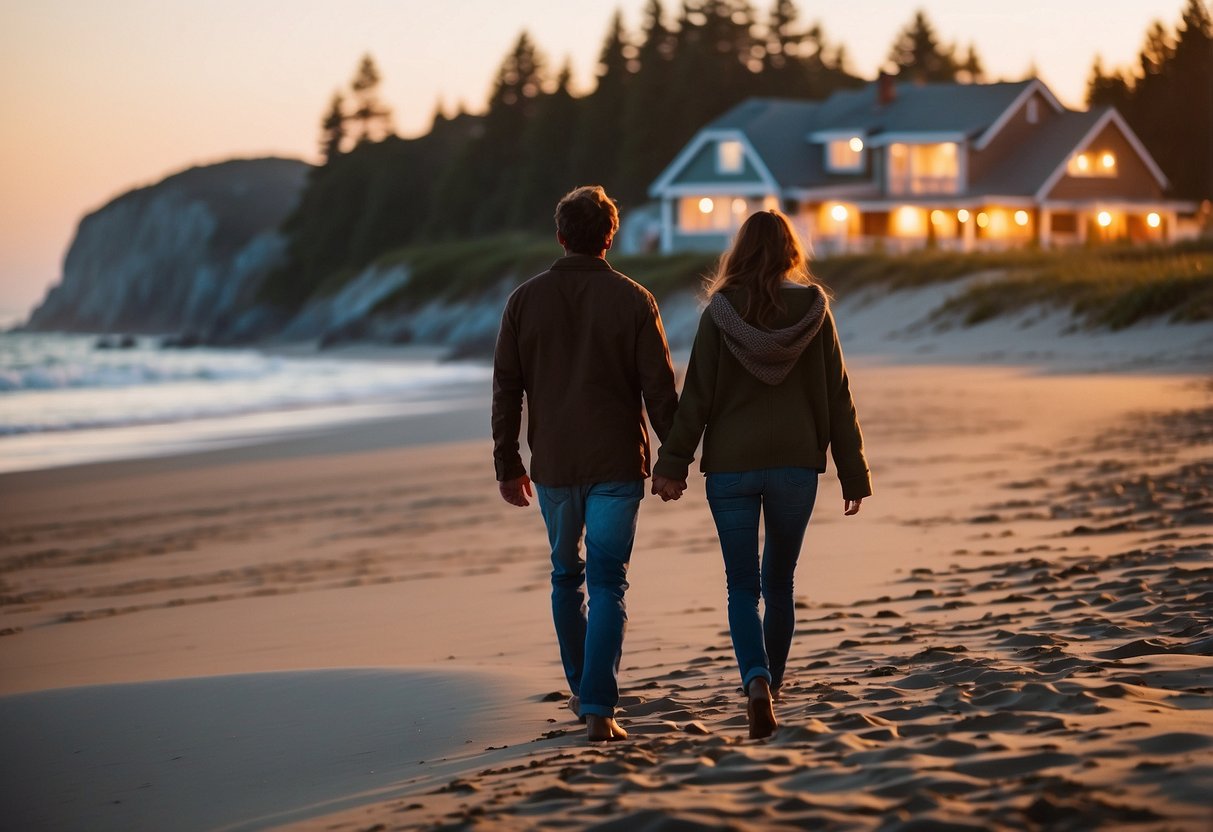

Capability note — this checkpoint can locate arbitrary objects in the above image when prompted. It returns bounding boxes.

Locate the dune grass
[930,244,1213,329]
[367,232,1213,330]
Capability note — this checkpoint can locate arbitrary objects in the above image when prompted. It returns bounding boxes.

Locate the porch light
[956,209,970,223]
[848,137,864,152]
[830,204,849,222]
[732,198,747,214]
[1075,154,1090,172]
[1100,152,1116,170]
[976,212,990,229]
[930,210,945,225]
[1014,210,1029,226]
[699,198,714,214]
[1097,211,1112,227]
[1147,212,1161,228]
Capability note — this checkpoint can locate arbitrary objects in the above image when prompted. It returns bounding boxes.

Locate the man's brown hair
[554,185,620,255]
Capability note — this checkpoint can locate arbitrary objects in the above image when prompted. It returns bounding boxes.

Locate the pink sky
[0,0,1194,316]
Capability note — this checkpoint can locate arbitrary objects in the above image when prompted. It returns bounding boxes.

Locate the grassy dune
[367,234,1212,330]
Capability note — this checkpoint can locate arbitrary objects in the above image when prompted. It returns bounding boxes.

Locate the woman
[651,209,871,739]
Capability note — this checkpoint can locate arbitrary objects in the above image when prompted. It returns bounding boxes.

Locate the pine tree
[319,92,347,163]
[570,10,633,190]
[619,0,681,205]
[957,42,985,84]
[887,10,959,82]
[514,62,580,227]
[1086,55,1131,109]
[349,54,395,143]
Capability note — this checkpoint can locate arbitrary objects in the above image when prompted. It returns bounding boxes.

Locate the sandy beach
[2,339,1212,829]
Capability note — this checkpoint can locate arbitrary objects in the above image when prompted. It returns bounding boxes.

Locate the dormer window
[717,140,744,173]
[1068,150,1116,177]
[826,137,865,172]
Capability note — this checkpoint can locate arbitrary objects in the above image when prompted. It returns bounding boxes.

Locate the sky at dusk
[0,0,1195,316]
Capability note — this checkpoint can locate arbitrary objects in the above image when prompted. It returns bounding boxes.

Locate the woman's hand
[844,498,863,516]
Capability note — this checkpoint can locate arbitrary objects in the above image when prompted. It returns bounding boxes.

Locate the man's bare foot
[586,714,628,742]
[567,695,586,723]
[746,677,777,740]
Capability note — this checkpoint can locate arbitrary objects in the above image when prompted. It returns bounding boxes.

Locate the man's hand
[651,475,687,502]
[499,475,533,507]
[844,498,863,516]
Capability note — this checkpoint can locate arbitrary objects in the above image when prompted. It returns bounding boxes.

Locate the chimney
[877,71,896,107]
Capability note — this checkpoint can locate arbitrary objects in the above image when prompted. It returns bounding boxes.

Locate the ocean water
[0,333,492,474]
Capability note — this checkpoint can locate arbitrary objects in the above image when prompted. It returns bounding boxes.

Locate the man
[492,185,679,743]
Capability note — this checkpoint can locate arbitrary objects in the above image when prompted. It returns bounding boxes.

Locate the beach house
[647,77,1193,254]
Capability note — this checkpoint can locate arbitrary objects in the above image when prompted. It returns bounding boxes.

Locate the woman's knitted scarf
[708,285,828,385]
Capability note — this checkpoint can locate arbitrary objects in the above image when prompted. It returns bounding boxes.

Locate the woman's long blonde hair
[706,209,815,328]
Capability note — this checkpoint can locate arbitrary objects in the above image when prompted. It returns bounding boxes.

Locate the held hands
[651,474,687,502]
[844,498,863,516]
[499,475,533,507]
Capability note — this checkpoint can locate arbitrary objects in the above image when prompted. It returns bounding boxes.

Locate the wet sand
[1,363,1211,829]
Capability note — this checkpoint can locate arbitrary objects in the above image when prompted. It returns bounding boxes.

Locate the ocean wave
[0,333,490,436]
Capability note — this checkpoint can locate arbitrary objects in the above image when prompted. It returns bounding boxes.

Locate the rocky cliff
[24,158,309,335]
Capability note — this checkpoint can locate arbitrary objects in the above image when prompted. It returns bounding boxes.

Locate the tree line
[259,0,1209,309]
[1087,0,1212,205]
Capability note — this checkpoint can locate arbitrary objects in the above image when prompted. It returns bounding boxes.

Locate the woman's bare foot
[586,714,628,742]
[567,695,586,723]
[746,677,777,739]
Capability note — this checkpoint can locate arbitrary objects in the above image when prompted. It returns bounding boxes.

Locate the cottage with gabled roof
[647,77,1194,254]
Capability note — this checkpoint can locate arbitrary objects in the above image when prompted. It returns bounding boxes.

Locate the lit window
[681,196,740,232]
[763,195,779,211]
[1068,150,1116,178]
[888,142,959,195]
[717,141,744,173]
[827,138,864,172]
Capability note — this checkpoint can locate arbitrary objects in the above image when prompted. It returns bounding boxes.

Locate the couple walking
[492,186,871,742]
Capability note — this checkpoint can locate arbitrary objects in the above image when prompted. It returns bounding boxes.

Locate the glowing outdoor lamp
[1075,154,1090,172]
[976,212,990,229]
[830,204,849,223]
[1101,152,1116,170]
[732,198,747,214]
[1014,210,1029,226]
[956,209,970,222]
[699,197,714,214]
[1097,211,1112,227]
[930,210,945,225]
[1147,212,1161,228]
[848,137,864,152]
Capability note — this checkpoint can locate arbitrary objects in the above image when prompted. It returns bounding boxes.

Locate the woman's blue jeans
[535,480,643,718]
[706,467,819,692]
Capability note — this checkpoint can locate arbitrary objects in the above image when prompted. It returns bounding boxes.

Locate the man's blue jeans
[535,480,643,718]
[705,467,819,693]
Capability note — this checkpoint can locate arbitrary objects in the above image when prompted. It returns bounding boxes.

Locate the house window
[1067,150,1116,177]
[680,195,735,232]
[717,140,744,173]
[1026,98,1039,124]
[826,137,864,172]
[888,142,959,194]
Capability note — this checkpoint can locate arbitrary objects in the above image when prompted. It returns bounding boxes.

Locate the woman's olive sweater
[653,285,872,501]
